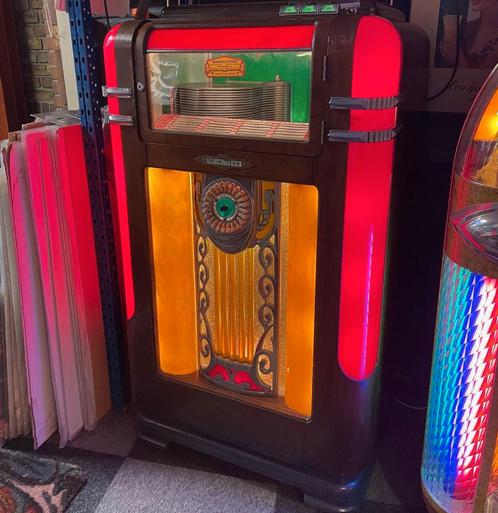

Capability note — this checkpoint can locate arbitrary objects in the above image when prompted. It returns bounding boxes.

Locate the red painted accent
[232,370,264,392]
[147,25,315,51]
[104,24,135,320]
[206,364,264,392]
[338,16,402,381]
[207,363,230,381]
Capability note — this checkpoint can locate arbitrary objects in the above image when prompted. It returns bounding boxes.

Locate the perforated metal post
[67,0,127,408]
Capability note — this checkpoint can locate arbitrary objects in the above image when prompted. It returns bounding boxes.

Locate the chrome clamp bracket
[329,96,400,110]
[339,1,361,12]
[102,86,133,99]
[328,125,402,143]
[104,112,135,127]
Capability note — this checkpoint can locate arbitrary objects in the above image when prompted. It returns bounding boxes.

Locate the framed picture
[410,0,498,112]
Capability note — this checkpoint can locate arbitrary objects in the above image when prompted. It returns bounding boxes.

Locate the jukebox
[104,3,426,511]
[421,67,498,513]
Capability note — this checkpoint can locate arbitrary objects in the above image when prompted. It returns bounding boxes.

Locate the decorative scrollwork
[257,189,275,233]
[255,349,274,376]
[196,232,214,367]
[196,178,280,397]
[199,236,279,397]
[253,238,278,395]
[202,356,271,395]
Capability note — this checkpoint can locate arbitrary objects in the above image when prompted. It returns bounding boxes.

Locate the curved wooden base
[138,414,366,513]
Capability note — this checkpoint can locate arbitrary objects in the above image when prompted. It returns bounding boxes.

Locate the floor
[3,399,428,513]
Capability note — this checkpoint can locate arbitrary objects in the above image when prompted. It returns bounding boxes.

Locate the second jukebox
[104,3,427,511]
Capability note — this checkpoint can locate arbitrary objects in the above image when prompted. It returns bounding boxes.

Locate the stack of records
[171,80,290,122]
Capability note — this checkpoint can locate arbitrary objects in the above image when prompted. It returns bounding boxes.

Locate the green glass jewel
[215,195,237,220]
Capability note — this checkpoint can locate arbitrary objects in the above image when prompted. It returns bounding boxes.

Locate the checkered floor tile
[3,402,427,513]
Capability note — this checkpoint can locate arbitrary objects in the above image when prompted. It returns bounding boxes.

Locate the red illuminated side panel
[337,16,402,381]
[104,24,135,320]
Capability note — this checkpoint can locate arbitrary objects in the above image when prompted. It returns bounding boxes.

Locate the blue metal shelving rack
[67,0,127,408]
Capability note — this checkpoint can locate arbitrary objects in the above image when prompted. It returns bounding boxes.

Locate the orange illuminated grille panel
[146,167,318,418]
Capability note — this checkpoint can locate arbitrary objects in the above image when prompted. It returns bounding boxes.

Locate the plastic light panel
[422,256,498,513]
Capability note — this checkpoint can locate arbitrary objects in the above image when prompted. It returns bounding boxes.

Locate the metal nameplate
[194,155,254,172]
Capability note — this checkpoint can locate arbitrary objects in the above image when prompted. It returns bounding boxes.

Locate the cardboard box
[90,0,129,16]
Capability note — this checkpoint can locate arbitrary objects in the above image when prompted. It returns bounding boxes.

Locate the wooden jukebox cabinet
[104,4,426,511]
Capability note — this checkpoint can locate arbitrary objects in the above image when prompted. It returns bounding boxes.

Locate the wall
[0,0,28,130]
[14,0,67,115]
